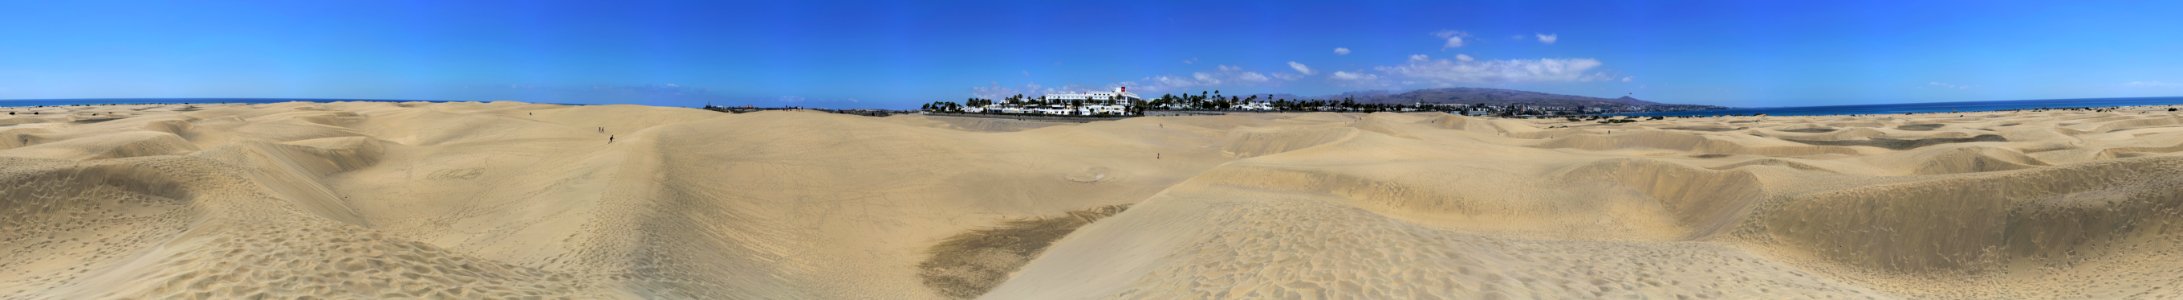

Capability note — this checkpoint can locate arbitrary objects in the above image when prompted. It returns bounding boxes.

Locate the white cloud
[1621,76,1633,83]
[1238,72,1271,82]
[1082,54,1617,92]
[1333,47,1351,56]
[1331,71,1376,81]
[1183,57,1198,64]
[2126,81,2179,87]
[1435,30,1466,48]
[1536,33,1558,44]
[1119,64,1299,93]
[972,82,1022,99]
[1192,72,1221,84]
[1329,70,1390,88]
[1144,75,1202,90]
[1376,57,1611,84]
[1927,81,1970,90]
[1288,61,1314,75]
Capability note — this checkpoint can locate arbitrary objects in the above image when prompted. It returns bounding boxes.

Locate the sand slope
[5,103,2183,299]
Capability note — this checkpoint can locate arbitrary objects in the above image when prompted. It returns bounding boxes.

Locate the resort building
[1081,104,1130,115]
[955,86,1141,116]
[1043,86,1142,104]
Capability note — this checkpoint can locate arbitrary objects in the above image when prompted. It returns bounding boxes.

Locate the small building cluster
[921,88,1723,119]
[942,86,1142,116]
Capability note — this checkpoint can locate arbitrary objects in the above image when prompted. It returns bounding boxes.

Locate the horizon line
[7,94,2183,110]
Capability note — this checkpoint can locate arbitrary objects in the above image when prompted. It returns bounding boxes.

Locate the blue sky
[2,1,2180,108]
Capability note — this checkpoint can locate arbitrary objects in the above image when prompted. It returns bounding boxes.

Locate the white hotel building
[969,86,1141,116]
[1043,86,1140,103]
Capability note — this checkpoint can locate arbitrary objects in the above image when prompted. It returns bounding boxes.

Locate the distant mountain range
[1326,87,1718,109]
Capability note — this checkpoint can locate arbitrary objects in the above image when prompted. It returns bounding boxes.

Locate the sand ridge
[5,102,2183,299]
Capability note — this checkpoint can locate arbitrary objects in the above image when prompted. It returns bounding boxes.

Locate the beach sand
[4,101,2183,299]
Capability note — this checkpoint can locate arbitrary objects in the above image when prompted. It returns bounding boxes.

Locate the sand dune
[5,102,2183,299]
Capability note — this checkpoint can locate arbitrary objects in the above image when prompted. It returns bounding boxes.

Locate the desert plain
[5,101,2183,299]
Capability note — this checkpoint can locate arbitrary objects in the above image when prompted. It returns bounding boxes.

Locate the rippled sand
[5,102,2183,299]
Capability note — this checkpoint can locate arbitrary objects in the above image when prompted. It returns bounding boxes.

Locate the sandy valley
[6,101,2183,299]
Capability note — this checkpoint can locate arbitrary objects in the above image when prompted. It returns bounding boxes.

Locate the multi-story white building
[1043,86,1142,104]
[950,86,1141,116]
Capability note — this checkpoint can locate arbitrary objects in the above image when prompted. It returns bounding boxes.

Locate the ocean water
[1616,96,2183,117]
[0,98,435,107]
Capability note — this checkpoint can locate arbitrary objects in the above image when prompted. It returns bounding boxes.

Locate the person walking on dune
[609,135,615,144]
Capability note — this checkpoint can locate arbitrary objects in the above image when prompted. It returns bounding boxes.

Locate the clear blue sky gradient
[3,1,2180,108]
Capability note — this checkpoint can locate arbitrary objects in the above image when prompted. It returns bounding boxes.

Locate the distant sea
[0,98,440,107]
[1616,96,2183,117]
